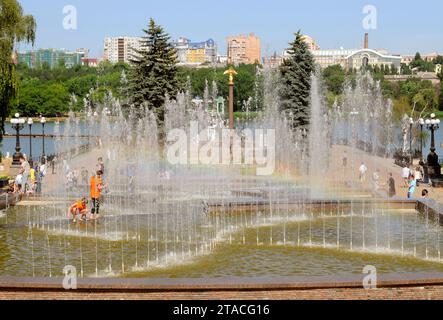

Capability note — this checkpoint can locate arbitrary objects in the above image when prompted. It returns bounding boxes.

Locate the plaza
[1,0,443,303]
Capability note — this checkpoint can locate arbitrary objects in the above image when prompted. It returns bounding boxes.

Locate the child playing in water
[68,197,89,223]
[90,171,107,221]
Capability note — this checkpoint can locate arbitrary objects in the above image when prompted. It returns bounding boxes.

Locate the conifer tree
[128,18,179,129]
[279,31,315,129]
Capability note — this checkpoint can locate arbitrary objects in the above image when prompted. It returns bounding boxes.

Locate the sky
[17,0,443,58]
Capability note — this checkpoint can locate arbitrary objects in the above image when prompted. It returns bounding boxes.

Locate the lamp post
[409,117,414,164]
[10,113,25,166]
[224,67,238,130]
[349,108,359,146]
[424,113,442,184]
[27,118,33,161]
[40,116,46,159]
[425,114,441,157]
[419,118,425,159]
[224,67,238,162]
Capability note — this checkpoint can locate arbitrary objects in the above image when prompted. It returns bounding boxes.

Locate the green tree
[279,31,315,129]
[433,55,443,65]
[413,88,438,112]
[0,0,36,138]
[128,18,179,128]
[401,64,412,75]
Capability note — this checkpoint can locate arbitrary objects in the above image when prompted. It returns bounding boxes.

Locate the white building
[103,37,144,64]
[310,48,402,71]
[308,34,401,71]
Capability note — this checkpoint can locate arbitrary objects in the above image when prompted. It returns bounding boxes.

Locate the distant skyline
[17,0,443,58]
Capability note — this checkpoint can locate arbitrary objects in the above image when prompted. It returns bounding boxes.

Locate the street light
[409,117,414,164]
[424,113,442,182]
[40,116,46,159]
[10,113,25,166]
[349,108,359,146]
[419,118,425,159]
[27,118,33,161]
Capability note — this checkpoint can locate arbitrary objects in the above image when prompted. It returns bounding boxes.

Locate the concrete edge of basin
[2,274,443,293]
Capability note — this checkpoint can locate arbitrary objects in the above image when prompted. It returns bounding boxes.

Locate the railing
[31,143,92,164]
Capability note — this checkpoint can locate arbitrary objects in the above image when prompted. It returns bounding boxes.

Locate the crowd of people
[354,159,430,200]
[11,155,47,195]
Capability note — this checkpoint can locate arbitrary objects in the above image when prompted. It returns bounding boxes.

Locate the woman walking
[407,174,416,199]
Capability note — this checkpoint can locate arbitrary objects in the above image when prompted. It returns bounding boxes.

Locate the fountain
[1,70,443,280]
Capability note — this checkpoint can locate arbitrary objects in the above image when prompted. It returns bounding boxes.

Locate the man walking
[359,162,368,183]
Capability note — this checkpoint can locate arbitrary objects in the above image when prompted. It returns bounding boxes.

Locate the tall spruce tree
[128,18,178,129]
[279,31,314,129]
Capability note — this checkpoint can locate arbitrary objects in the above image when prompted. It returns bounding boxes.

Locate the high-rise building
[301,35,320,51]
[173,38,217,65]
[103,36,144,63]
[227,33,261,65]
[17,48,87,68]
[263,52,283,68]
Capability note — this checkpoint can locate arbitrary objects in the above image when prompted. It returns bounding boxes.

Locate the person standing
[80,167,87,183]
[359,162,368,183]
[372,169,380,191]
[14,169,24,194]
[96,157,105,177]
[407,174,416,199]
[387,173,396,198]
[51,156,57,174]
[402,166,411,188]
[90,171,105,220]
[19,156,31,194]
[29,164,36,193]
[414,167,423,186]
[342,151,348,169]
[40,160,47,178]
[35,165,42,194]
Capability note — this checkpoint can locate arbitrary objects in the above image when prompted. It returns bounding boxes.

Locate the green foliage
[393,96,411,121]
[410,52,435,72]
[322,65,345,95]
[11,79,70,116]
[0,0,36,139]
[11,61,263,119]
[176,64,262,112]
[128,18,179,127]
[279,31,315,129]
[400,64,412,75]
[12,62,129,115]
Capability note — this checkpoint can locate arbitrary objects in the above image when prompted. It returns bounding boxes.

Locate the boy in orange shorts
[68,197,89,223]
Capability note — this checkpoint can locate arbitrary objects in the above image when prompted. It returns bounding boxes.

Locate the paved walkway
[329,145,443,202]
[1,286,443,300]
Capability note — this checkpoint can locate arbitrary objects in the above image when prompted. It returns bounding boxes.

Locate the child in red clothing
[68,197,89,223]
